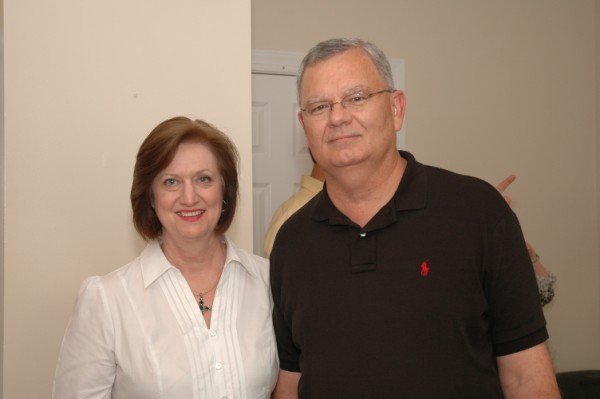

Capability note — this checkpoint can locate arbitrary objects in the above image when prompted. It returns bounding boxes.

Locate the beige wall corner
[3,1,252,397]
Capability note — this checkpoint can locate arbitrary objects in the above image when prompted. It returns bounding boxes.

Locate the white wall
[0,0,4,395]
[252,0,600,372]
[3,1,253,397]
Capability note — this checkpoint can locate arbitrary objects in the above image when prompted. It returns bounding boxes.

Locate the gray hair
[297,38,394,102]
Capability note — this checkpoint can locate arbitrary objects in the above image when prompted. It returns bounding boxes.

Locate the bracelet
[531,253,540,264]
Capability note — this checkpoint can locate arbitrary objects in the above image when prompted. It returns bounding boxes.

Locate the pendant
[198,294,212,314]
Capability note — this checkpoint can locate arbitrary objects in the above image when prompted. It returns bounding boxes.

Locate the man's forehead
[300,50,383,97]
[308,48,374,71]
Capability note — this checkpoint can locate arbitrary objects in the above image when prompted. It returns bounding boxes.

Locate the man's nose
[327,101,352,124]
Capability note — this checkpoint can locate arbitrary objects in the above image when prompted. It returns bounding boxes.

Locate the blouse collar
[140,236,257,289]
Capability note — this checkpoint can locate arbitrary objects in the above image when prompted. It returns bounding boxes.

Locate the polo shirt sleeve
[272,300,301,372]
[270,247,302,372]
[485,210,549,356]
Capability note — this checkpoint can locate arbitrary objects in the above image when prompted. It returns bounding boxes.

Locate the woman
[53,117,278,398]
[526,241,556,306]
[496,174,556,306]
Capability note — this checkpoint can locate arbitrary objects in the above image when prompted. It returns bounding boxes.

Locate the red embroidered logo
[420,259,430,277]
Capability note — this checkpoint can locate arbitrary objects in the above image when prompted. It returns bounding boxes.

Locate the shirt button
[359,232,367,237]
[215,362,223,370]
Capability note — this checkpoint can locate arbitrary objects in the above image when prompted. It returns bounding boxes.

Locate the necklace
[185,240,227,315]
[195,284,217,314]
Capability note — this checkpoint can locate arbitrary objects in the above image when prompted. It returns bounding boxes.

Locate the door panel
[251,73,312,255]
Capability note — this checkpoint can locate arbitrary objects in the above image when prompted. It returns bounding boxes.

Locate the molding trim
[251,49,304,76]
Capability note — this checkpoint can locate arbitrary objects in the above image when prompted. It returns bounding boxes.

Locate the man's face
[298,48,405,173]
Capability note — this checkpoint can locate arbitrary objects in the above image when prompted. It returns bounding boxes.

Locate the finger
[495,174,516,194]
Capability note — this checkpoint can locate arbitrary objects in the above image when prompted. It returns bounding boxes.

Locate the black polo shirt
[270,151,547,398]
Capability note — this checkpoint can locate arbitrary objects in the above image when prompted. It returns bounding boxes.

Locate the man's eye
[347,95,367,105]
[310,103,330,114]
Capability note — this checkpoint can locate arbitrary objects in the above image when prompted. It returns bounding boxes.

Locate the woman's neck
[161,234,226,276]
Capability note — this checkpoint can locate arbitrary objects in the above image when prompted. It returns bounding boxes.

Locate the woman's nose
[180,182,199,204]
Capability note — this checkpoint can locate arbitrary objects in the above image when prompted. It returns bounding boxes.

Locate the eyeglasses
[301,89,394,118]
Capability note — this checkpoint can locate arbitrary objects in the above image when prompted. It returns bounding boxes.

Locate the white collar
[140,236,258,289]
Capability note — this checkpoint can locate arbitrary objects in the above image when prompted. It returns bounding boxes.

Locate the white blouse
[53,238,278,399]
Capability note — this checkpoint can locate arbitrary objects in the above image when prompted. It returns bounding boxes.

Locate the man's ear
[392,90,407,131]
[298,110,306,129]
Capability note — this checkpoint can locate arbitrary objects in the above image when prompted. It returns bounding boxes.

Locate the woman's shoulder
[226,238,269,278]
[77,243,156,298]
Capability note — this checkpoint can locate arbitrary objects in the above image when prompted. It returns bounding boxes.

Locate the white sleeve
[52,276,116,399]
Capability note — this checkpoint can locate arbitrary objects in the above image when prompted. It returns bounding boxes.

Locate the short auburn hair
[131,116,239,241]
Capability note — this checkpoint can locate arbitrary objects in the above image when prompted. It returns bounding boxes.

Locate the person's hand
[527,241,551,277]
[496,175,552,279]
[525,241,537,261]
[495,174,516,205]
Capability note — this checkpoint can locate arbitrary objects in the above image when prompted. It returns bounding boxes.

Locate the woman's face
[151,142,224,245]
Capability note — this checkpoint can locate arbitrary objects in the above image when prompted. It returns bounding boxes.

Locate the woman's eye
[164,178,178,186]
[198,176,212,183]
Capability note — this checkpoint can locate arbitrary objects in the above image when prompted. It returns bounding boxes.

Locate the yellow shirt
[263,175,324,257]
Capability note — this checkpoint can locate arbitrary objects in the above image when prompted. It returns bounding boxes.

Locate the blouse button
[215,362,223,370]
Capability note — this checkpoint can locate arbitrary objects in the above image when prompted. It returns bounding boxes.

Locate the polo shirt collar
[140,236,257,289]
[310,151,427,225]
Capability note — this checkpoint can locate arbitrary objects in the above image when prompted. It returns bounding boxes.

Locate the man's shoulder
[424,164,499,198]
[412,162,510,222]
[401,151,498,198]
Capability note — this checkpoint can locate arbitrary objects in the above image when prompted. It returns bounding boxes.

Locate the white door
[251,71,312,256]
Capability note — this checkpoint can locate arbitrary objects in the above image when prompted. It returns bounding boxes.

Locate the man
[263,159,325,257]
[270,38,560,398]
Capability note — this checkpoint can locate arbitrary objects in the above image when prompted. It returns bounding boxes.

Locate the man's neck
[325,151,406,227]
[310,164,326,182]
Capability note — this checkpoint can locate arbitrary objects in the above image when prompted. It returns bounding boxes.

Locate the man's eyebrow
[303,86,370,104]
[342,85,369,96]
[303,96,328,105]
